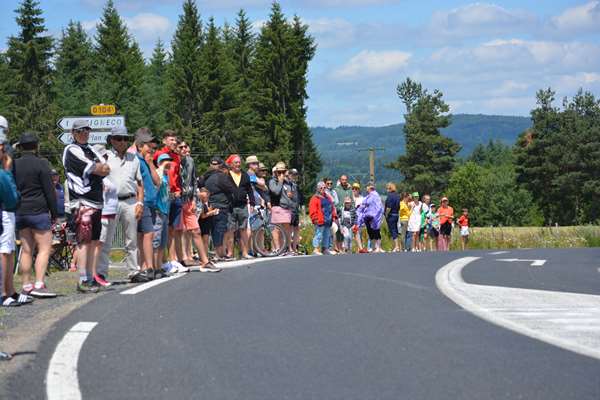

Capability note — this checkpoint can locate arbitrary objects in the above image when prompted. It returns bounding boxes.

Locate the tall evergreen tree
[4,0,59,164]
[55,21,94,116]
[166,0,203,138]
[92,0,145,129]
[387,78,461,194]
[141,39,169,133]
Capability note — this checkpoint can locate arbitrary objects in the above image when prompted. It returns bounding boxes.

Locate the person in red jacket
[309,182,337,255]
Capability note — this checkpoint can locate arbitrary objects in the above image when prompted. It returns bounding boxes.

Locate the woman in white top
[407,191,422,252]
[351,183,365,251]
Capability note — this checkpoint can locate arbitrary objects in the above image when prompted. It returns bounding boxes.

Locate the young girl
[340,197,357,253]
[458,208,470,251]
[427,204,440,252]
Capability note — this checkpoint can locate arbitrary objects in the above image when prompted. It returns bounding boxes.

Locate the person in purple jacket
[354,182,384,253]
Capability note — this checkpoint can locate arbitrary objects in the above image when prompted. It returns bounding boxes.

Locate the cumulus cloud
[124,13,172,42]
[305,18,357,49]
[550,1,600,35]
[333,50,411,80]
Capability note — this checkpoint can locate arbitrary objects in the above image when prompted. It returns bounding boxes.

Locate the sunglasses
[112,136,129,142]
[326,182,333,185]
[178,145,189,149]
[75,128,91,133]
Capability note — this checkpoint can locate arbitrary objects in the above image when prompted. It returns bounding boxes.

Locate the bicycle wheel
[253,223,288,257]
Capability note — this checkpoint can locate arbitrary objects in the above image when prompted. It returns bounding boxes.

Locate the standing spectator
[419,195,431,251]
[179,142,217,271]
[135,129,162,278]
[407,192,423,252]
[0,139,29,307]
[269,162,295,254]
[13,132,58,298]
[154,154,172,272]
[198,187,218,255]
[334,175,352,251]
[309,182,336,255]
[97,126,144,281]
[63,120,110,292]
[355,183,384,253]
[438,197,454,251]
[427,204,440,251]
[384,183,401,252]
[224,154,255,259]
[256,162,271,207]
[204,158,235,260]
[94,144,119,286]
[351,183,365,252]
[153,130,186,272]
[399,192,412,251]
[339,197,357,253]
[51,169,65,220]
[288,169,302,253]
[458,208,470,251]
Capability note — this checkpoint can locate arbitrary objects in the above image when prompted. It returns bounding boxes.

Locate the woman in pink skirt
[268,161,298,254]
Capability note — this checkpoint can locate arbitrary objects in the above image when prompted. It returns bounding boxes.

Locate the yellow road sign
[90,104,116,116]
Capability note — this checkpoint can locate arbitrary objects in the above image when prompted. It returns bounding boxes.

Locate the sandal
[1,296,21,307]
[12,292,34,305]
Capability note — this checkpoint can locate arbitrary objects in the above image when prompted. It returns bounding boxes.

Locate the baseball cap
[50,169,59,176]
[352,183,361,189]
[412,192,420,198]
[72,119,91,131]
[245,155,259,164]
[441,197,448,202]
[110,125,130,136]
[157,153,173,164]
[289,168,298,175]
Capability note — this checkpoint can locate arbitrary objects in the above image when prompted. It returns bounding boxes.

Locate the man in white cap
[63,119,110,293]
[97,125,145,282]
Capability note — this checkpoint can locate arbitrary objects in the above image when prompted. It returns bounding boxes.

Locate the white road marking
[489,251,509,255]
[46,322,98,400]
[496,258,546,267]
[121,273,184,295]
[436,257,600,360]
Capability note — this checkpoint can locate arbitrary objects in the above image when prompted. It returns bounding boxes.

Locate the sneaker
[358,248,369,254]
[242,254,254,260]
[77,280,99,294]
[130,271,151,283]
[12,292,34,305]
[170,260,189,273]
[94,274,112,287]
[30,284,57,298]
[324,250,337,255]
[199,262,222,273]
[312,249,323,256]
[1,296,21,307]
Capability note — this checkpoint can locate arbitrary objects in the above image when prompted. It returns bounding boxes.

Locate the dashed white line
[46,322,98,400]
[489,251,509,255]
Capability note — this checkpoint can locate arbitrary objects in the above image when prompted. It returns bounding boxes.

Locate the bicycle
[250,206,288,257]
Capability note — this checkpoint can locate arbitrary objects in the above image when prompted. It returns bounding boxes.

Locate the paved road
[9,248,600,399]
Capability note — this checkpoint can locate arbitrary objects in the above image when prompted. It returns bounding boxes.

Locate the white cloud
[555,72,600,93]
[124,13,171,42]
[297,0,401,6]
[551,1,600,35]
[333,50,411,80]
[305,18,357,49]
[489,80,530,97]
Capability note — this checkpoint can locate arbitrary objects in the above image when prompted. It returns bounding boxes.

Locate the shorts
[168,197,183,230]
[460,226,470,237]
[365,224,381,240]
[429,227,440,238]
[271,206,291,224]
[152,211,169,249]
[290,212,300,227]
[181,200,200,231]
[211,209,229,247]
[16,212,52,231]
[440,221,452,236]
[0,211,16,253]
[73,206,102,243]
[228,206,249,230]
[199,216,214,236]
[137,206,156,233]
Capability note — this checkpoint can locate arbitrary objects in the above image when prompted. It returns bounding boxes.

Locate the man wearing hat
[224,154,255,259]
[63,119,110,292]
[13,132,59,298]
[97,125,144,281]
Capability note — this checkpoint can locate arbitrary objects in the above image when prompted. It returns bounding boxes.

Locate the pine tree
[166,0,203,137]
[387,78,461,195]
[250,3,293,166]
[55,21,94,116]
[141,39,169,133]
[287,16,321,198]
[92,0,145,130]
[4,0,59,165]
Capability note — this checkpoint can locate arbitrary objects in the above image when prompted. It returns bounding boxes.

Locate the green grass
[298,220,600,252]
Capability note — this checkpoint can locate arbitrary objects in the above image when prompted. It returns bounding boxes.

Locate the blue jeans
[312,224,332,251]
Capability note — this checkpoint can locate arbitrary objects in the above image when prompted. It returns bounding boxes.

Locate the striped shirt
[62,143,104,209]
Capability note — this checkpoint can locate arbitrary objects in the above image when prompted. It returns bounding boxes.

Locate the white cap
[0,116,8,129]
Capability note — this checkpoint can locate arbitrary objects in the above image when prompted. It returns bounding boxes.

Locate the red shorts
[181,200,200,231]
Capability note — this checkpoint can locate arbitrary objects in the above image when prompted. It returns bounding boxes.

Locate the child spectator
[458,208,470,251]
[437,197,454,251]
[198,187,218,256]
[427,204,440,252]
[339,197,357,253]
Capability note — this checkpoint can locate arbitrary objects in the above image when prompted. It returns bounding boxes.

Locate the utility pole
[357,147,385,184]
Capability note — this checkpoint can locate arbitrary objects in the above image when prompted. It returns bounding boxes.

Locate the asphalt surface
[9,248,600,399]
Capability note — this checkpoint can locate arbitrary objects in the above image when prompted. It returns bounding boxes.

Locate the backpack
[0,169,20,212]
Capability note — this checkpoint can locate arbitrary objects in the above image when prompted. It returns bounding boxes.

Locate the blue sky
[1,0,599,127]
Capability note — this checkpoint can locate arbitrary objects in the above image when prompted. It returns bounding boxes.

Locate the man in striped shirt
[62,120,110,293]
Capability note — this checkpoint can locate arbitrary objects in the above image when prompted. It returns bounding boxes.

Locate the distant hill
[311,114,532,183]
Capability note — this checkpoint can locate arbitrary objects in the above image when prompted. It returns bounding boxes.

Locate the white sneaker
[161,261,175,273]
[170,260,189,273]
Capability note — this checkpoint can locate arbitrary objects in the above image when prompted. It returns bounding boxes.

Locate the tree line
[389,78,600,227]
[0,0,322,197]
